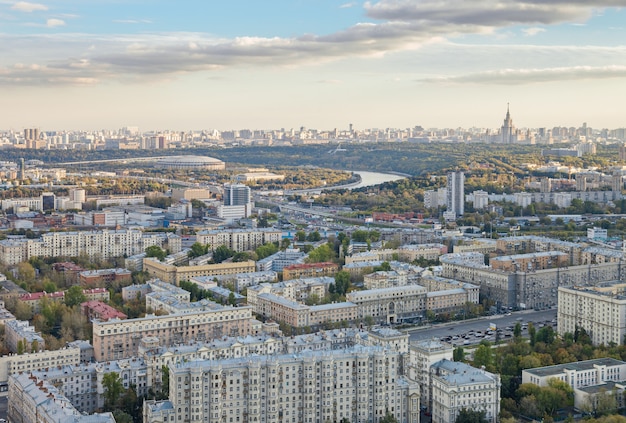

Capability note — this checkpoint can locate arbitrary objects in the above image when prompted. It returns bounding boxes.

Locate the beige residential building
[92,305,256,361]
[397,244,448,262]
[143,258,256,284]
[347,285,427,324]
[364,270,409,289]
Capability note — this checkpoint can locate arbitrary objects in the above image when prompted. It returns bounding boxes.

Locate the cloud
[522,27,545,36]
[10,1,47,12]
[1,0,626,86]
[46,18,65,27]
[418,65,626,85]
[113,19,153,24]
[340,2,357,8]
[364,0,626,26]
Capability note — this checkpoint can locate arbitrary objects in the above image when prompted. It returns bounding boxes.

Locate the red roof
[81,300,127,321]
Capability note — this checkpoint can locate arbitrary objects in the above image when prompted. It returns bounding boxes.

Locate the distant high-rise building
[223,183,251,206]
[446,171,465,217]
[620,145,626,161]
[19,158,25,181]
[501,104,516,144]
[219,183,253,223]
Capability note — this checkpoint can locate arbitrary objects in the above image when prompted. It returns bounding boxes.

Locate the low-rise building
[347,285,427,324]
[81,300,127,321]
[143,257,256,284]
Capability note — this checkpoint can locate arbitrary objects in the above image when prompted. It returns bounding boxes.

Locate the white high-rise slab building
[446,171,465,218]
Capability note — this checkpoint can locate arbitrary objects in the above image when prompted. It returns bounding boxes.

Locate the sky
[1,0,626,132]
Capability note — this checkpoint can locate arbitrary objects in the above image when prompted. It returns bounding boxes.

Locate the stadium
[156,155,225,171]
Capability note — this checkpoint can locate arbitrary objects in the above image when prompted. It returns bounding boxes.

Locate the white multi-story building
[471,190,489,209]
[446,171,465,218]
[558,284,626,346]
[406,339,454,409]
[431,359,501,423]
[8,372,115,423]
[196,228,282,252]
[0,229,147,265]
[522,357,626,390]
[145,346,419,423]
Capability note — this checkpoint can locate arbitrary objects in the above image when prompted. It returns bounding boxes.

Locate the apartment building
[364,270,409,289]
[397,244,448,262]
[282,262,339,280]
[79,268,132,286]
[431,359,501,423]
[8,373,115,423]
[441,252,623,309]
[145,346,419,423]
[0,344,82,385]
[558,284,626,346]
[256,248,307,272]
[5,320,45,353]
[92,305,256,361]
[143,258,256,284]
[196,228,282,252]
[405,339,454,409]
[347,285,427,324]
[490,251,569,272]
[246,277,333,306]
[495,236,582,265]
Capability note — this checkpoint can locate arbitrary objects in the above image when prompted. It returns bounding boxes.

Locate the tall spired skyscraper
[501,103,516,144]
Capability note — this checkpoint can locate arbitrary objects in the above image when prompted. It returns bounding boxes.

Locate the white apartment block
[558,284,626,346]
[8,372,115,423]
[405,339,454,409]
[145,347,419,423]
[0,229,146,266]
[431,359,501,423]
[196,228,282,252]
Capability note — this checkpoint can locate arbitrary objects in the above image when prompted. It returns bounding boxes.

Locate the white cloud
[418,65,626,85]
[46,18,65,27]
[522,27,545,36]
[10,1,47,12]
[113,19,152,24]
[340,2,357,8]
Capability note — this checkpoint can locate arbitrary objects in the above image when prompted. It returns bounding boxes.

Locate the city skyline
[1,1,626,131]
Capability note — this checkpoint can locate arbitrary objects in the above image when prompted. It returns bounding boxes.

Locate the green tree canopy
[455,408,488,423]
[145,245,167,261]
[65,285,87,308]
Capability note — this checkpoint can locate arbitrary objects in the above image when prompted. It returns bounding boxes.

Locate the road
[407,309,558,346]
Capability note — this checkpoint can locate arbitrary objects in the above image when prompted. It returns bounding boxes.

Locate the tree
[306,244,335,263]
[102,372,124,410]
[306,231,321,242]
[295,231,306,242]
[145,245,167,261]
[65,285,86,307]
[188,242,208,259]
[513,322,522,338]
[380,412,399,423]
[455,408,488,423]
[17,339,24,355]
[334,271,351,296]
[17,262,36,285]
[213,245,235,263]
[472,343,493,369]
[453,347,465,362]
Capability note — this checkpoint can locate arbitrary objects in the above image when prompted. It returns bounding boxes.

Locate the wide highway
[407,309,558,346]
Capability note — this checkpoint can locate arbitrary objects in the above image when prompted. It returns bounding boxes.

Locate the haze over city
[2,0,626,131]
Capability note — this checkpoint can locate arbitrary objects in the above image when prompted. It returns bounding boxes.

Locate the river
[347,170,407,189]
